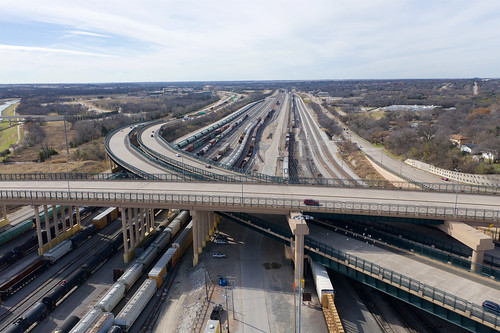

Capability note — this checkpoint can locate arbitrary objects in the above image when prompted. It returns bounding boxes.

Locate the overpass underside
[219,211,500,333]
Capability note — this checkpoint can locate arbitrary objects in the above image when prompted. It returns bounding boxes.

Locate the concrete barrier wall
[406,159,500,187]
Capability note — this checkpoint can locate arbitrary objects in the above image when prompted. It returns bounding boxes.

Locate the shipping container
[43,239,72,263]
[172,221,193,254]
[114,279,156,332]
[87,312,114,333]
[92,207,118,229]
[309,258,334,306]
[95,282,126,312]
[117,263,143,291]
[69,308,103,333]
[148,247,178,288]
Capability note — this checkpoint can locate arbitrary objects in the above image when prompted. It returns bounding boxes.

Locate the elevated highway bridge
[2,98,500,332]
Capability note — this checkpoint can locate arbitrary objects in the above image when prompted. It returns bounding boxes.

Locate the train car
[92,207,118,229]
[166,210,190,236]
[70,224,97,248]
[309,258,334,306]
[117,263,143,291]
[136,246,159,270]
[43,239,72,263]
[87,312,114,333]
[204,319,221,333]
[150,232,171,252]
[114,278,157,332]
[54,315,80,333]
[0,220,34,246]
[148,247,179,288]
[95,282,126,312]
[68,308,103,333]
[172,221,193,254]
[0,259,50,302]
[185,144,194,152]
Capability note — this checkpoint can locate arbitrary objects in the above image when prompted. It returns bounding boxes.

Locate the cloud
[67,30,110,38]
[0,44,115,57]
[0,0,499,83]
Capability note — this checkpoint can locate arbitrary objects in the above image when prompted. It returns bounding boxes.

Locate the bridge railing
[104,120,500,194]
[210,211,500,329]
[313,219,500,280]
[1,189,499,222]
[305,237,500,329]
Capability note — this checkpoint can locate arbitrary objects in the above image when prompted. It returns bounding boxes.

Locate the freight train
[3,234,123,333]
[0,207,116,303]
[0,205,65,247]
[115,220,193,332]
[56,211,191,333]
[174,101,259,149]
[0,207,95,270]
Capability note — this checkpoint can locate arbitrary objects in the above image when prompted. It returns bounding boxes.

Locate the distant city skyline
[1,0,499,84]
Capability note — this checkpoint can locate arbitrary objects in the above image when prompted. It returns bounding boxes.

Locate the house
[460,143,477,154]
[482,151,498,162]
[450,134,469,147]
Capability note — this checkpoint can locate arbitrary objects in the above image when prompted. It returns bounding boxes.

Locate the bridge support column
[52,205,60,237]
[208,212,215,236]
[471,250,485,273]
[437,221,494,272]
[134,208,139,245]
[128,207,135,250]
[121,208,133,263]
[149,208,155,233]
[68,206,75,234]
[288,212,310,289]
[75,205,81,229]
[43,205,52,244]
[192,211,200,266]
[61,206,67,233]
[202,211,208,248]
[0,204,8,226]
[34,205,44,255]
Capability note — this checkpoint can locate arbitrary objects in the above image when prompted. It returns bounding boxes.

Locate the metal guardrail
[102,119,500,194]
[305,237,500,329]
[1,189,499,222]
[220,212,500,330]
[315,219,500,281]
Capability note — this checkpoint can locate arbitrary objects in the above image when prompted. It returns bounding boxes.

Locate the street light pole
[292,214,313,333]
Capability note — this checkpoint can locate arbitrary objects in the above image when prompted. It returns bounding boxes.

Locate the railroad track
[294,94,358,185]
[0,223,121,331]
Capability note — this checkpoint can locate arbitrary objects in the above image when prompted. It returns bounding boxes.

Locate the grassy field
[0,102,22,154]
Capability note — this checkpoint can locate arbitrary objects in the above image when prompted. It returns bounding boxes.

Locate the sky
[0,0,499,83]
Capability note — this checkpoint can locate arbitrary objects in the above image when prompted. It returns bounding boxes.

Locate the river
[0,99,20,119]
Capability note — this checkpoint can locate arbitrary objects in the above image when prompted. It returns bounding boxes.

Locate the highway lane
[1,180,499,216]
[307,222,500,308]
[108,124,175,175]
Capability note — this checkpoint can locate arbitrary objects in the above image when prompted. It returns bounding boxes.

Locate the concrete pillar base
[123,250,135,264]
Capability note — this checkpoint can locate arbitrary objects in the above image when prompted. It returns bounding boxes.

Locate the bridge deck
[307,223,500,306]
[107,125,173,174]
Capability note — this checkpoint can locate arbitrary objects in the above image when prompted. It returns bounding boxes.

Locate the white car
[176,153,180,157]
[215,239,228,245]
[212,252,227,258]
